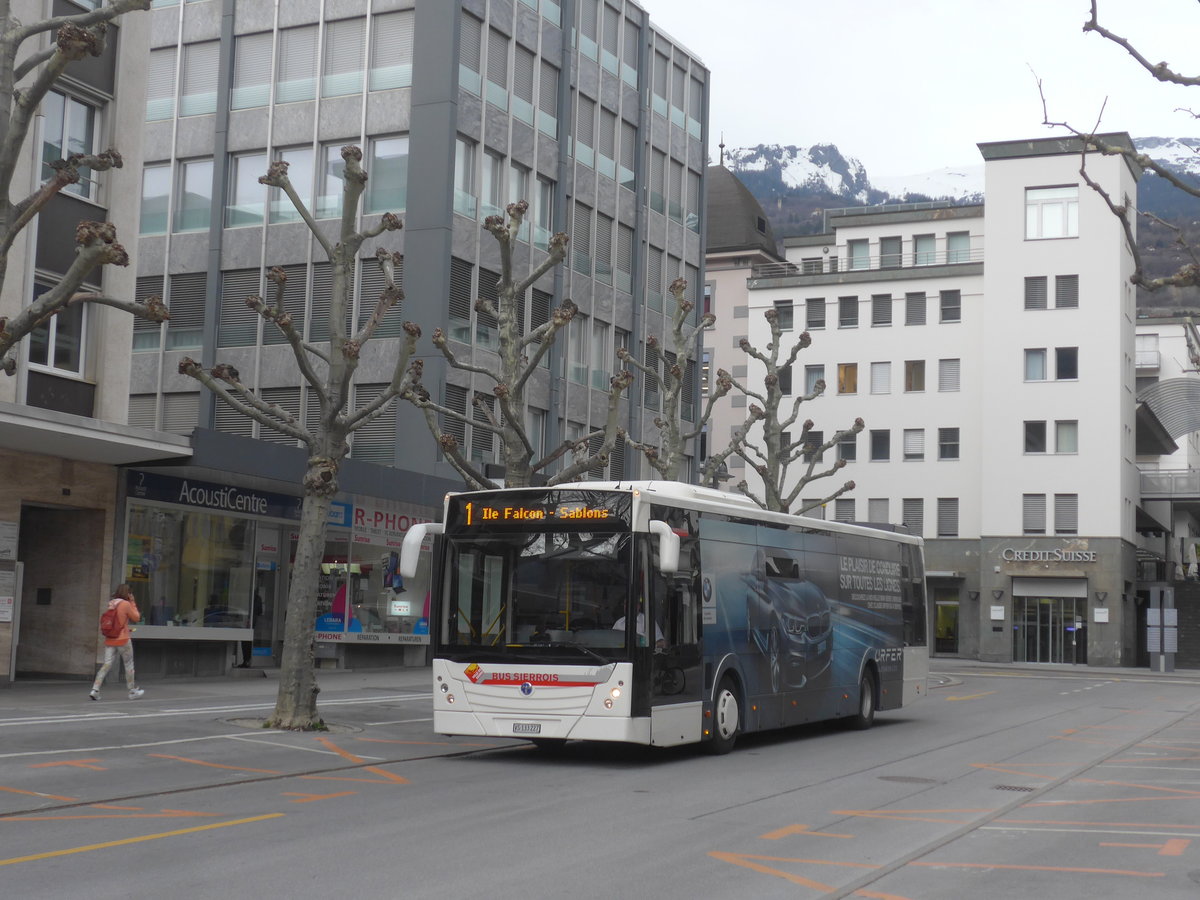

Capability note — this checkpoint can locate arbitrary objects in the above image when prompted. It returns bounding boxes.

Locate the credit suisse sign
[1000,548,1097,563]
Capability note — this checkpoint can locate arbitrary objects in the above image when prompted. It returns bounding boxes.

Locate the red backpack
[99,604,123,639]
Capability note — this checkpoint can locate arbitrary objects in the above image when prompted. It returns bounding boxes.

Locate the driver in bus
[612,600,666,649]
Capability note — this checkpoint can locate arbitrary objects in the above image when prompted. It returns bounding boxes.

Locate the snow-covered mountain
[726,138,1200,239]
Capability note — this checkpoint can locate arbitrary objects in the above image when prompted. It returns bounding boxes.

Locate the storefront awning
[0,399,191,465]
[1012,577,1088,598]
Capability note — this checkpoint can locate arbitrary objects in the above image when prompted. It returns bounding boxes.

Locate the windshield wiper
[539,642,610,665]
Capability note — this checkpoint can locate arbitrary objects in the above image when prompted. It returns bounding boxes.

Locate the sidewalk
[931,657,1200,680]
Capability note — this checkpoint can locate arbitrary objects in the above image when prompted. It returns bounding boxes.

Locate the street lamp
[709,461,731,490]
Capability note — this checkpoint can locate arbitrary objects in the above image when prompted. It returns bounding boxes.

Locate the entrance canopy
[1012,577,1087,598]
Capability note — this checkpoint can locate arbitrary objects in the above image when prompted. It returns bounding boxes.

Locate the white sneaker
[128,688,144,699]
[88,689,100,701]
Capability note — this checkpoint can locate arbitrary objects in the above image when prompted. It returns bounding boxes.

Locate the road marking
[0,813,284,867]
[988,825,1200,839]
[944,691,996,701]
[14,810,217,821]
[1100,839,1191,856]
[832,809,987,824]
[708,851,876,892]
[908,860,1162,877]
[28,759,106,771]
[283,791,357,803]
[0,785,77,801]
[148,754,281,774]
[364,717,434,725]
[0,733,284,760]
[312,736,408,784]
[759,824,853,840]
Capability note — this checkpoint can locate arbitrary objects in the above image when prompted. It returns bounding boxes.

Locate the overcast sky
[640,0,1198,175]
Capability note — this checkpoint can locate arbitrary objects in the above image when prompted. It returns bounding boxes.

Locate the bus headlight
[610,687,621,699]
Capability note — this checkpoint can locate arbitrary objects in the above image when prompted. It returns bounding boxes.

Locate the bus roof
[445,480,924,547]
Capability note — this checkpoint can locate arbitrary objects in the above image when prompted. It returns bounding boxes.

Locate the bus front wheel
[707,677,740,754]
[848,670,876,730]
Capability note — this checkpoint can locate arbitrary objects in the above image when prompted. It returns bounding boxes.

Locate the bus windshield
[440,530,635,662]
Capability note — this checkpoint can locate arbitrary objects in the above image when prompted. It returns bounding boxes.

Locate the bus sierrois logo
[464,663,483,683]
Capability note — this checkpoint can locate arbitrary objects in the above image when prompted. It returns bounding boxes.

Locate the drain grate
[993,784,1036,792]
[878,776,939,784]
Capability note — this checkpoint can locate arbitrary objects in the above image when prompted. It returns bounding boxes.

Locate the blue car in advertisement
[745,549,833,692]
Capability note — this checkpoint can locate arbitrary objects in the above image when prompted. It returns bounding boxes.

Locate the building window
[316,143,349,219]
[485,27,510,110]
[802,430,824,462]
[905,292,926,325]
[323,18,365,97]
[459,12,482,96]
[29,284,85,376]
[946,231,971,262]
[868,498,888,523]
[146,47,177,120]
[937,498,959,537]
[232,32,272,109]
[1025,348,1047,381]
[870,361,891,394]
[1026,186,1079,239]
[590,319,612,390]
[902,499,924,535]
[1055,420,1078,453]
[140,163,170,234]
[1055,494,1079,535]
[366,136,409,214]
[453,137,477,218]
[940,289,961,323]
[1056,274,1079,308]
[806,298,826,329]
[903,428,925,461]
[480,149,506,220]
[277,25,318,103]
[1056,346,1079,380]
[838,296,858,328]
[938,358,961,392]
[370,11,415,90]
[913,233,935,265]
[838,434,857,462]
[835,499,855,523]
[880,236,901,269]
[538,58,559,139]
[847,239,869,270]
[174,158,214,232]
[226,151,268,227]
[1022,493,1047,535]
[1024,276,1048,310]
[774,300,794,331]
[871,294,892,326]
[42,92,99,200]
[269,146,314,223]
[805,365,825,394]
[837,363,858,394]
[1024,420,1047,453]
[904,360,925,392]
[778,365,793,395]
[567,315,587,384]
[938,427,960,460]
[870,429,890,461]
[180,41,219,115]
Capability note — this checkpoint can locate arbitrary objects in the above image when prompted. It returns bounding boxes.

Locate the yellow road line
[0,813,283,867]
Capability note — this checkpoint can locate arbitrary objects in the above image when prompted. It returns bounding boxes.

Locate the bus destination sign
[446,490,631,532]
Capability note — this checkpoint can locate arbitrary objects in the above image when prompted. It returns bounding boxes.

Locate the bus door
[645,535,703,745]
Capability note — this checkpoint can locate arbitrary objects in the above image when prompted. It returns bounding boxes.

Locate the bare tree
[0,1,167,374]
[179,148,418,730]
[619,276,727,481]
[1040,1,1200,293]
[714,306,863,514]
[407,201,633,489]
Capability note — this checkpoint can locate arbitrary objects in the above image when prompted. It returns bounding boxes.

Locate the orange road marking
[283,791,357,803]
[1077,778,1200,798]
[312,736,408,784]
[759,824,853,840]
[1002,818,1200,830]
[0,814,283,867]
[970,763,1060,779]
[0,785,77,802]
[28,759,105,771]
[1101,839,1191,856]
[944,691,996,701]
[148,754,281,774]
[832,809,986,824]
[15,811,216,821]
[909,860,1162,877]
[708,851,876,891]
[354,737,501,747]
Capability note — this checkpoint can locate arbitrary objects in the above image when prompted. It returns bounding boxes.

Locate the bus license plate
[513,723,541,734]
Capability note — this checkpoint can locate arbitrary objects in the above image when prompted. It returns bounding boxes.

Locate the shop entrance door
[1012,596,1086,664]
[934,591,959,655]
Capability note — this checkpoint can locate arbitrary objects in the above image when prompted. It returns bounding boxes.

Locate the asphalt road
[2,661,1200,899]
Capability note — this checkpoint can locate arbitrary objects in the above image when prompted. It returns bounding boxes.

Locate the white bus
[401,481,928,753]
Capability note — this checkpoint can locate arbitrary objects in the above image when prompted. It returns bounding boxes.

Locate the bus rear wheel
[848,670,876,730]
[706,677,740,754]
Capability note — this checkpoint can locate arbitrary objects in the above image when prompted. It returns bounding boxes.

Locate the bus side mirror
[648,520,680,575]
[400,523,444,579]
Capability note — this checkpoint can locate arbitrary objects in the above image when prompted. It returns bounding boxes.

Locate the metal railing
[1140,468,1200,496]
[752,246,983,280]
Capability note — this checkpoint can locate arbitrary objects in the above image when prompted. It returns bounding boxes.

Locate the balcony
[1135,349,1161,371]
[750,246,983,286]
[1140,468,1200,498]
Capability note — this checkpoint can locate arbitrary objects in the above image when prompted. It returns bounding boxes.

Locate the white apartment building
[710,134,1185,668]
